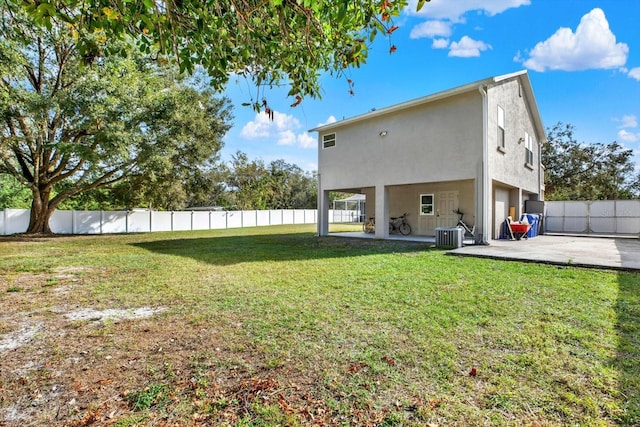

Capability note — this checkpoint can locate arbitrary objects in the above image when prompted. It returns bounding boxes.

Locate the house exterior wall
[315,71,544,241]
[487,79,543,197]
[361,180,475,235]
[317,91,483,191]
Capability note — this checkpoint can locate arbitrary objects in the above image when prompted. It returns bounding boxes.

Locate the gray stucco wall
[487,79,542,194]
[318,91,483,191]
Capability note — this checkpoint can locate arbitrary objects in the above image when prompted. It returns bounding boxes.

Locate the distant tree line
[0,152,317,211]
[543,123,640,200]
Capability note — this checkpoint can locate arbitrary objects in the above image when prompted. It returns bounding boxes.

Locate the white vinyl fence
[545,200,640,236]
[0,208,360,235]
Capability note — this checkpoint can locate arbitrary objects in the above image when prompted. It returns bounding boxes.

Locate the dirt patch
[0,322,43,352]
[63,307,168,323]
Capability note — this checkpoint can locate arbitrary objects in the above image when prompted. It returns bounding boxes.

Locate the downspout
[478,85,490,245]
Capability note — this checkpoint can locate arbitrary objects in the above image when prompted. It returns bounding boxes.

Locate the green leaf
[417,0,430,12]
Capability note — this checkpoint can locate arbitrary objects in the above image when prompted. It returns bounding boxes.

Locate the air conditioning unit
[435,227,463,249]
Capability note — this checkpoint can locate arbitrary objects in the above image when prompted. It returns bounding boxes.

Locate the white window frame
[497,105,505,151]
[525,132,534,167]
[322,133,336,149]
[419,193,434,216]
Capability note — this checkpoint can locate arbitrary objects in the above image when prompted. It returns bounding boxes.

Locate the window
[419,194,434,215]
[497,106,505,150]
[525,132,534,167]
[322,133,336,149]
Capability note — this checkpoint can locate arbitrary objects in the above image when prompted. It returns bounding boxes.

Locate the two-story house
[311,70,546,244]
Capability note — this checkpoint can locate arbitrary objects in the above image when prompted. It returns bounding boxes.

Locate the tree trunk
[26,188,54,234]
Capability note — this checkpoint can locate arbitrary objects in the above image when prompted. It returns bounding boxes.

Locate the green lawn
[1,224,638,426]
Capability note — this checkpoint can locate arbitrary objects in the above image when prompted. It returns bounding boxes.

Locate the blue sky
[221,0,640,173]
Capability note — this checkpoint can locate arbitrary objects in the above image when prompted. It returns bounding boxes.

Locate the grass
[0,224,639,426]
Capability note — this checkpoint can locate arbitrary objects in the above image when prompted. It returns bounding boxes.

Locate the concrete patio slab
[449,235,640,272]
[328,232,640,272]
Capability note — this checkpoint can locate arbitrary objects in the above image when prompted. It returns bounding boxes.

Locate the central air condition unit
[435,227,463,249]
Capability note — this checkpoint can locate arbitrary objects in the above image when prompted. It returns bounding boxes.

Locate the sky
[221,0,640,173]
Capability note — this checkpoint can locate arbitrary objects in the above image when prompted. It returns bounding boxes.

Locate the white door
[436,191,459,228]
[494,188,509,239]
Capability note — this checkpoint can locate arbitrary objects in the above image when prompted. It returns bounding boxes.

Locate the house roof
[309,70,546,142]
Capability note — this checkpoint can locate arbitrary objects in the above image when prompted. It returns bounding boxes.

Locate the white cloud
[298,133,317,149]
[406,0,530,21]
[277,129,297,146]
[618,129,640,143]
[432,38,450,49]
[409,20,452,39]
[629,67,640,81]
[521,8,628,72]
[318,115,337,127]
[617,114,638,129]
[240,111,315,149]
[448,36,492,57]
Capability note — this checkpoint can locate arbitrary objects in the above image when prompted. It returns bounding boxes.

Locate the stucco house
[310,70,546,244]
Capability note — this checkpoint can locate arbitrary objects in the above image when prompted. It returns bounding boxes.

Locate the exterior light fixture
[379,130,388,137]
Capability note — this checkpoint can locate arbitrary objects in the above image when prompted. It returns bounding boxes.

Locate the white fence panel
[127,211,150,232]
[256,210,271,226]
[242,211,257,227]
[293,210,305,224]
[226,211,242,229]
[282,210,294,225]
[102,211,128,234]
[1,208,360,235]
[330,209,359,223]
[192,212,210,230]
[269,210,283,226]
[303,209,316,224]
[74,211,101,234]
[50,210,73,234]
[151,211,171,232]
[617,201,640,234]
[2,209,30,234]
[172,212,192,231]
[210,212,227,229]
[545,200,640,235]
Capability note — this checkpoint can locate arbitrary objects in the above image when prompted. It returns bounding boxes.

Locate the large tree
[13,0,425,106]
[543,123,640,200]
[0,6,233,233]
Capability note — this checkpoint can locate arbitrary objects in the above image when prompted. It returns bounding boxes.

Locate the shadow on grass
[131,232,433,266]
[616,272,640,425]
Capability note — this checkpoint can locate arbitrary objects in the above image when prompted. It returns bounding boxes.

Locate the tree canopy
[543,123,640,200]
[0,4,233,233]
[11,0,425,107]
[222,152,316,210]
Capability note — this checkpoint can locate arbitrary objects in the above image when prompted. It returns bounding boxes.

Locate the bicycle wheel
[399,223,411,235]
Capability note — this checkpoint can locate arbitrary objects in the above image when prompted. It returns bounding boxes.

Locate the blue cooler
[520,213,540,238]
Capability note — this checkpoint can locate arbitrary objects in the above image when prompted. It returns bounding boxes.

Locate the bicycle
[389,213,411,235]
[454,209,476,239]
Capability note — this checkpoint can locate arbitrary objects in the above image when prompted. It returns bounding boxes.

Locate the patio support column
[317,176,330,236]
[517,188,523,219]
[374,185,389,239]
[478,84,490,245]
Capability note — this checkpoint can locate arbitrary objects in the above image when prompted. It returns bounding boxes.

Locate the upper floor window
[497,106,505,151]
[525,132,534,167]
[419,194,434,215]
[322,133,336,149]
